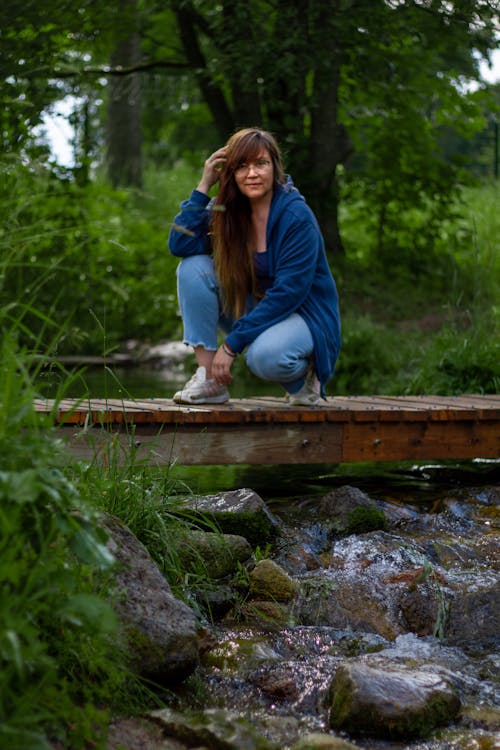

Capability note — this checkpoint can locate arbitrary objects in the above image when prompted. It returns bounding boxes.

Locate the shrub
[0,336,130,750]
[407,323,500,395]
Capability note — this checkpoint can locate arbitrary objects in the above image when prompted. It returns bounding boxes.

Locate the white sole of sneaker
[173,393,229,405]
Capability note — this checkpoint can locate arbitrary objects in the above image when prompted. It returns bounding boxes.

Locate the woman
[168,127,341,405]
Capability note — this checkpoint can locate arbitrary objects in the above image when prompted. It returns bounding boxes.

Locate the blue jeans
[176,254,313,394]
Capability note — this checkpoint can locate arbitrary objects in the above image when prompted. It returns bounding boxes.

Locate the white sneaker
[173,366,229,404]
[287,370,321,406]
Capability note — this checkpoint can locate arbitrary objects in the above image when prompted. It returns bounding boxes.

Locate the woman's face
[233,148,274,202]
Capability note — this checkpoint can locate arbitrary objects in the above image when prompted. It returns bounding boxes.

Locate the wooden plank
[61,421,344,466]
[39,396,500,423]
[36,394,500,465]
[342,419,500,462]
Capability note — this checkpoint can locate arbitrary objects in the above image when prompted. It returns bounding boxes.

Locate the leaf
[69,524,115,570]
[57,593,118,632]
[4,630,25,677]
[0,469,40,505]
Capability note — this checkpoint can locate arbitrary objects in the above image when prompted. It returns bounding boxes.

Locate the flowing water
[42,363,500,749]
[190,465,499,750]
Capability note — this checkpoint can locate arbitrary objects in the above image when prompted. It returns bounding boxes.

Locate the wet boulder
[148,706,276,749]
[291,735,360,750]
[103,515,199,684]
[445,575,500,648]
[294,570,403,641]
[293,532,452,641]
[179,487,281,546]
[177,529,253,580]
[249,559,300,602]
[319,486,387,536]
[328,660,461,739]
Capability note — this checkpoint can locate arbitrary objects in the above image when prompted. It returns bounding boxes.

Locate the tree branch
[24,59,190,80]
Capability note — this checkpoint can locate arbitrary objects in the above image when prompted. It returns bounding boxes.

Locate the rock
[180,488,281,546]
[248,665,299,701]
[446,577,500,648]
[193,583,239,620]
[400,587,440,636]
[103,515,199,684]
[291,734,360,750]
[249,559,299,602]
[319,486,387,536]
[148,707,276,749]
[234,600,292,629]
[293,532,454,641]
[328,660,461,739]
[177,530,253,580]
[294,572,402,641]
[105,717,182,749]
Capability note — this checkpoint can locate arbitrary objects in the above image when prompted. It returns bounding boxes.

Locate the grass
[0,336,131,750]
[334,180,500,395]
[70,450,224,610]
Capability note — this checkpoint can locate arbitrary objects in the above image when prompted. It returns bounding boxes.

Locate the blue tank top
[253,250,272,293]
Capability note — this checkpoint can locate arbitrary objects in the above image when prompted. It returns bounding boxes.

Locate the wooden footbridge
[34,394,500,465]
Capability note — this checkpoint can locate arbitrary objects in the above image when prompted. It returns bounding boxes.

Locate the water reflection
[38,363,283,400]
[168,460,500,506]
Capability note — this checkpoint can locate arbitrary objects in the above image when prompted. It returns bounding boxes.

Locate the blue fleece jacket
[168,177,341,392]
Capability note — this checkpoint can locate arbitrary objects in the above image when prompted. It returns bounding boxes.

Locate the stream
[43,361,499,750]
[154,460,499,750]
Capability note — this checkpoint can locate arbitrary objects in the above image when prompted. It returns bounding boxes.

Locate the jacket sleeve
[225,209,319,353]
[168,189,212,257]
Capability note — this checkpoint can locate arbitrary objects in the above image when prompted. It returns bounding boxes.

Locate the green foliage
[334,181,500,396]
[331,314,414,396]
[407,323,500,395]
[71,452,222,607]
[2,148,499,399]
[0,337,132,750]
[0,158,199,358]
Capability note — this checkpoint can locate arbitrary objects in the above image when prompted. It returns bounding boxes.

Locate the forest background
[1,3,500,749]
[2,0,500,397]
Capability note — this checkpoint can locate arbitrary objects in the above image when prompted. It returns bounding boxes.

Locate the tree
[107,0,143,187]
[141,0,499,253]
[2,1,499,254]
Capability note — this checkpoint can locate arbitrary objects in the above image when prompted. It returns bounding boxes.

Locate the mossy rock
[329,661,461,739]
[345,505,387,534]
[149,706,277,749]
[179,488,281,547]
[177,530,252,580]
[319,486,387,536]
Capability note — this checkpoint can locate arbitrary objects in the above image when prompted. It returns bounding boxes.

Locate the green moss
[345,505,387,534]
[196,510,277,548]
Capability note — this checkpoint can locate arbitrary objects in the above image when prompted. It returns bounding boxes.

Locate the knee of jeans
[246,340,284,380]
[177,255,215,289]
[247,343,310,383]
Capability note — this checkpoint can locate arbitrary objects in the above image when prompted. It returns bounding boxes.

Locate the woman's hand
[197,147,228,195]
[211,344,235,386]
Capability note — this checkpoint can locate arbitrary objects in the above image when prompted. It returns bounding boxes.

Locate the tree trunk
[176,5,234,141]
[107,4,142,188]
[306,37,352,256]
[220,3,261,128]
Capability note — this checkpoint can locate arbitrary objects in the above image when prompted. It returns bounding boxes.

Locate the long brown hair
[211,128,285,319]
